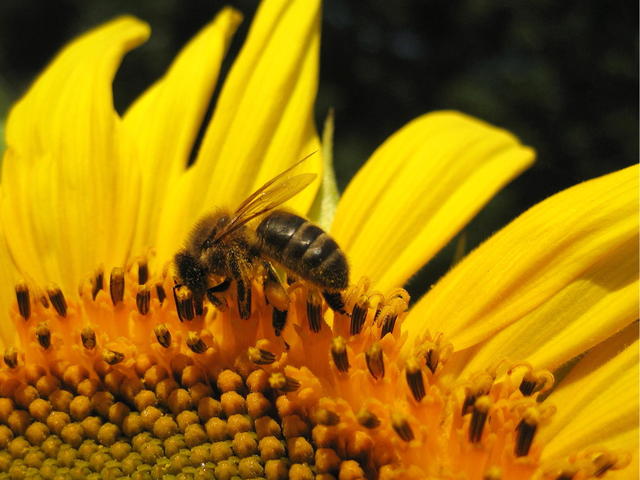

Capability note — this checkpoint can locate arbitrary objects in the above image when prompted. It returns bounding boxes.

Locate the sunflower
[0,1,637,479]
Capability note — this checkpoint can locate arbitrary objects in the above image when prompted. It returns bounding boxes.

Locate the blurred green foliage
[0,0,636,292]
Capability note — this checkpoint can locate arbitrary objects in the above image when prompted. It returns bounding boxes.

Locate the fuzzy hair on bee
[174,154,349,325]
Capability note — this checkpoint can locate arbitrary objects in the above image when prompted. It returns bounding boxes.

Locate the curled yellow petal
[331,111,534,293]
[156,0,322,260]
[124,8,242,255]
[1,17,149,292]
[541,324,638,476]
[405,165,638,351]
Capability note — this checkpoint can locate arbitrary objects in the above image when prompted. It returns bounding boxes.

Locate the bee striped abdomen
[257,211,348,290]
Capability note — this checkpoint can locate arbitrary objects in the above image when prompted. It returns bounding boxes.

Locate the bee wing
[213,153,318,242]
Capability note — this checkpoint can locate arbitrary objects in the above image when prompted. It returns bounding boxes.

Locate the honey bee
[174,154,349,327]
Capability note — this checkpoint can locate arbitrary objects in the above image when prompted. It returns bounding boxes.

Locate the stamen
[91,269,104,300]
[102,349,125,365]
[519,369,554,396]
[405,358,425,401]
[350,296,368,335]
[186,332,207,354]
[136,286,150,315]
[356,409,380,429]
[592,452,616,477]
[469,395,491,443]
[35,322,51,349]
[312,408,340,426]
[154,324,171,348]
[155,283,166,303]
[306,289,323,332]
[80,327,96,350]
[15,283,30,320]
[248,347,276,365]
[272,308,287,336]
[365,342,385,380]
[391,412,414,442]
[3,347,18,368]
[109,267,125,305]
[462,373,493,415]
[331,336,349,372]
[175,286,195,322]
[379,309,398,338]
[137,260,149,285]
[424,345,440,374]
[269,373,300,393]
[515,407,539,456]
[47,285,67,317]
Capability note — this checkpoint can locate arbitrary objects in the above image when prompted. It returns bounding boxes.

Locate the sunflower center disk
[0,265,629,479]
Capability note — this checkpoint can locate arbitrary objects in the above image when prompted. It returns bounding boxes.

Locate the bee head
[174,250,209,295]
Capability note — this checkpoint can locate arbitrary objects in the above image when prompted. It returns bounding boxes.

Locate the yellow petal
[541,324,638,473]
[156,0,322,261]
[123,8,242,255]
[459,240,638,375]
[330,111,534,292]
[1,17,149,291]
[405,165,638,351]
[0,226,19,348]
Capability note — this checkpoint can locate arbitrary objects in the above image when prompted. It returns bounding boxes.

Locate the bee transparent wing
[213,154,318,242]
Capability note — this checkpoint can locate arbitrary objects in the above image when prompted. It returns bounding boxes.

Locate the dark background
[0,0,637,294]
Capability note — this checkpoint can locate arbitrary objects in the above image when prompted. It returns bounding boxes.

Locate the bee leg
[322,290,347,315]
[236,277,252,320]
[205,279,229,311]
[262,262,290,336]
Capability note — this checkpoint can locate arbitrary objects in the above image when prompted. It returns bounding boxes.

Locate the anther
[35,322,51,349]
[272,309,287,336]
[312,408,340,426]
[138,260,149,285]
[268,373,300,393]
[248,347,276,365]
[15,283,30,320]
[462,373,493,415]
[102,349,125,365]
[469,395,491,443]
[424,345,440,374]
[175,286,195,322]
[306,289,323,332]
[519,370,554,396]
[515,407,539,456]
[405,358,425,401]
[3,348,18,368]
[136,286,150,315]
[350,297,368,335]
[356,409,380,429]
[380,309,398,338]
[365,342,385,380]
[186,332,207,354]
[331,336,349,372]
[155,283,166,303]
[391,413,414,442]
[592,452,617,477]
[47,285,67,317]
[109,267,125,305]
[91,269,104,300]
[80,327,96,350]
[154,324,171,348]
